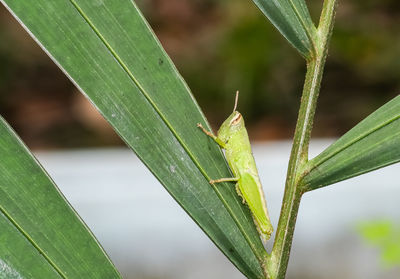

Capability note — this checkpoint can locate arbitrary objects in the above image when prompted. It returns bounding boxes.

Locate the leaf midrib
[68,0,264,262]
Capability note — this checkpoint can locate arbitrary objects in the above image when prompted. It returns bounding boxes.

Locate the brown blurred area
[0,0,399,149]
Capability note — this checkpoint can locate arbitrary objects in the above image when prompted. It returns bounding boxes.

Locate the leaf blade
[302,95,400,191]
[0,210,61,279]
[1,0,268,277]
[0,116,121,278]
[251,0,316,57]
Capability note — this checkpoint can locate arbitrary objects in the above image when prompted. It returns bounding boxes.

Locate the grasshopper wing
[239,173,273,239]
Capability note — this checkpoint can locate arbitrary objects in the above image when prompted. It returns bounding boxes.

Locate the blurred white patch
[35,140,400,279]
[0,259,23,279]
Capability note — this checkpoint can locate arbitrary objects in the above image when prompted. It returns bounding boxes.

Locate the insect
[197,91,273,241]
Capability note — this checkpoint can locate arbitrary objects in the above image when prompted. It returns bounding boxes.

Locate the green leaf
[0,116,121,278]
[0,0,268,278]
[250,0,316,58]
[302,95,400,191]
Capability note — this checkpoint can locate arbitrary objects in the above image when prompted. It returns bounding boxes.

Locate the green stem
[265,1,337,278]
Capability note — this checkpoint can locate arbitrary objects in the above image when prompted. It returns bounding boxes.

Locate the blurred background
[1,0,399,148]
[1,0,400,278]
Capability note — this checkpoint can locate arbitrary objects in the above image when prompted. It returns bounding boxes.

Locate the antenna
[233,90,239,112]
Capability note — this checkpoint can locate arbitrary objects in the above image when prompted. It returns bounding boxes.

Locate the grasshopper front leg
[197,123,226,148]
[197,123,237,184]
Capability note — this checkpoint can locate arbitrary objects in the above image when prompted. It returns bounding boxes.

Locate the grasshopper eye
[229,113,242,126]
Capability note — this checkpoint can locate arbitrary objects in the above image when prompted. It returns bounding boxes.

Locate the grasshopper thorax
[217,111,245,144]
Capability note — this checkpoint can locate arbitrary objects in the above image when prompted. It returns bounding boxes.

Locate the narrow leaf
[302,95,400,191]
[0,211,62,279]
[0,1,268,278]
[251,0,316,58]
[0,116,121,278]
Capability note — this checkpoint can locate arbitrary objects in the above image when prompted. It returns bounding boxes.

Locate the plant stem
[265,0,337,278]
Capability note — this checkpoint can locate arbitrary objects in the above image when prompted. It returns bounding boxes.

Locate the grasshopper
[197,91,273,241]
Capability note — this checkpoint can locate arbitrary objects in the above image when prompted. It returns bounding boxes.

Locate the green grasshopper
[197,92,273,241]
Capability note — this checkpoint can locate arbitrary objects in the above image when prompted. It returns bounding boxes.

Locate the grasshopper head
[217,110,245,144]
